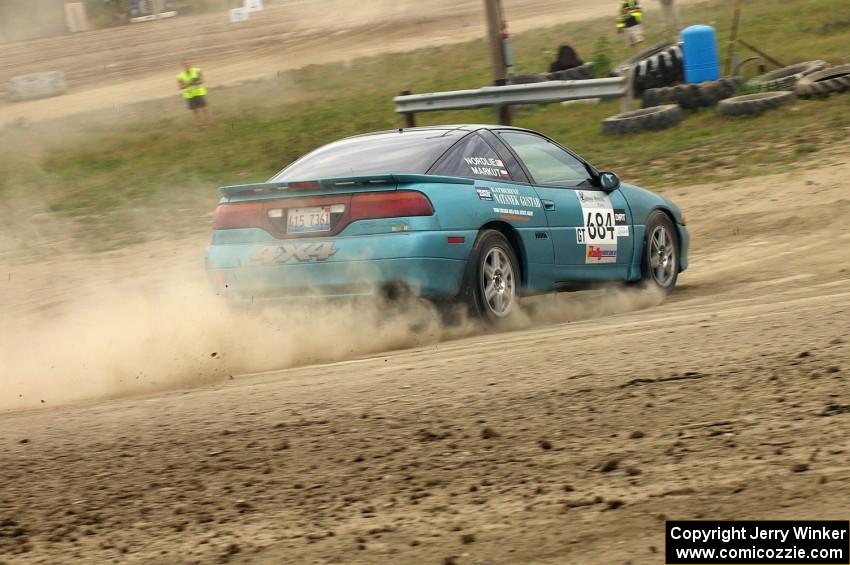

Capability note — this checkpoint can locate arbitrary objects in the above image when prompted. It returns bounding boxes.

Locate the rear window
[271,129,465,181]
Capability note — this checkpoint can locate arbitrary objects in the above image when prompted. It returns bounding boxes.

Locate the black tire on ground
[641,211,679,294]
[795,64,850,98]
[641,87,662,109]
[642,77,741,109]
[507,73,550,85]
[696,81,724,107]
[615,42,684,95]
[719,76,743,96]
[746,60,829,92]
[461,230,521,323]
[613,41,677,75]
[546,62,593,81]
[602,104,682,135]
[672,84,701,109]
[718,91,795,116]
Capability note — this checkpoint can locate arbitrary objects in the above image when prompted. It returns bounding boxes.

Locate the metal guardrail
[393,77,627,115]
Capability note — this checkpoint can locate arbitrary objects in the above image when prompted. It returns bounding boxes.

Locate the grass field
[2,0,849,251]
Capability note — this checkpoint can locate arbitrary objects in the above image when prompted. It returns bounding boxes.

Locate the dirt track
[0,0,702,127]
[2,143,849,563]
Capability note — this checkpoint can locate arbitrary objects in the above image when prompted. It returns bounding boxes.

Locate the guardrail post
[619,65,635,113]
[399,91,416,128]
[498,105,512,125]
[493,79,512,125]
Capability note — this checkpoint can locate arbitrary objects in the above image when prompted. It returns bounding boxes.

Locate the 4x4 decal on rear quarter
[249,242,337,265]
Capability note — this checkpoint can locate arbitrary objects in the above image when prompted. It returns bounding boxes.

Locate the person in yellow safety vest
[177,61,212,129]
[616,0,644,49]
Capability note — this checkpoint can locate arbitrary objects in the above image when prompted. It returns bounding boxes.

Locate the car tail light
[212,202,265,229]
[350,191,433,221]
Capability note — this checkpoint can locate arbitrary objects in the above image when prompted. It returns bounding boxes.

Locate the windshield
[271,129,466,181]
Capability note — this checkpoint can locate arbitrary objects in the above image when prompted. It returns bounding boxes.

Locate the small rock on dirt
[600,459,619,473]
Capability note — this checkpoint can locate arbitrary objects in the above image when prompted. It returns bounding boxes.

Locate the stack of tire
[611,41,685,96]
[603,41,738,134]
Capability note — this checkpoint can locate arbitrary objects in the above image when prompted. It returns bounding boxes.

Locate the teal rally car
[205,125,689,321]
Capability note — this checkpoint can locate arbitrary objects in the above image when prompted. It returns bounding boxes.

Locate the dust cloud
[0,263,440,411]
[0,243,662,412]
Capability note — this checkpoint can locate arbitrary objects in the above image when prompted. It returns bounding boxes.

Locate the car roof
[343,124,535,140]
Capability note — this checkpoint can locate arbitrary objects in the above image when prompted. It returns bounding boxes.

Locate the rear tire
[641,212,679,294]
[465,230,520,323]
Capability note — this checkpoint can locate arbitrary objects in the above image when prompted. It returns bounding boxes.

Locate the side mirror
[598,171,621,192]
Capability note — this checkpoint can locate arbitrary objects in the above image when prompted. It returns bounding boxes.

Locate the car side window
[429,133,512,181]
[499,131,592,187]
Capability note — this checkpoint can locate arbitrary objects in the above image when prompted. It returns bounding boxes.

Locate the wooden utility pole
[724,0,744,76]
[483,0,511,125]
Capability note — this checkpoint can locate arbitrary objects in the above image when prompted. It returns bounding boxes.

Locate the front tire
[468,230,520,322]
[641,211,679,293]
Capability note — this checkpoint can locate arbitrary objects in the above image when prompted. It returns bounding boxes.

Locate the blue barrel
[681,25,720,83]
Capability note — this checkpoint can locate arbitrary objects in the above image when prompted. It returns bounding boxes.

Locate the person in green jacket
[616,0,644,49]
[177,61,212,129]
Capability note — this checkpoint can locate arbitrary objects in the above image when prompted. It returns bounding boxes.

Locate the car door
[427,132,556,294]
[493,130,634,282]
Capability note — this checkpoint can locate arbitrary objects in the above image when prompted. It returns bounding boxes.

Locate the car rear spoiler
[219,173,474,197]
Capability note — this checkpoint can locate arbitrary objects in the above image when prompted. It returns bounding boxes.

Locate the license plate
[287,206,331,233]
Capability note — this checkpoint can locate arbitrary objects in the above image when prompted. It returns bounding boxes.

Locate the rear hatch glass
[271,129,466,181]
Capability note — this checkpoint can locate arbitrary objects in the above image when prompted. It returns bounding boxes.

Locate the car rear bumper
[205,229,472,302]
